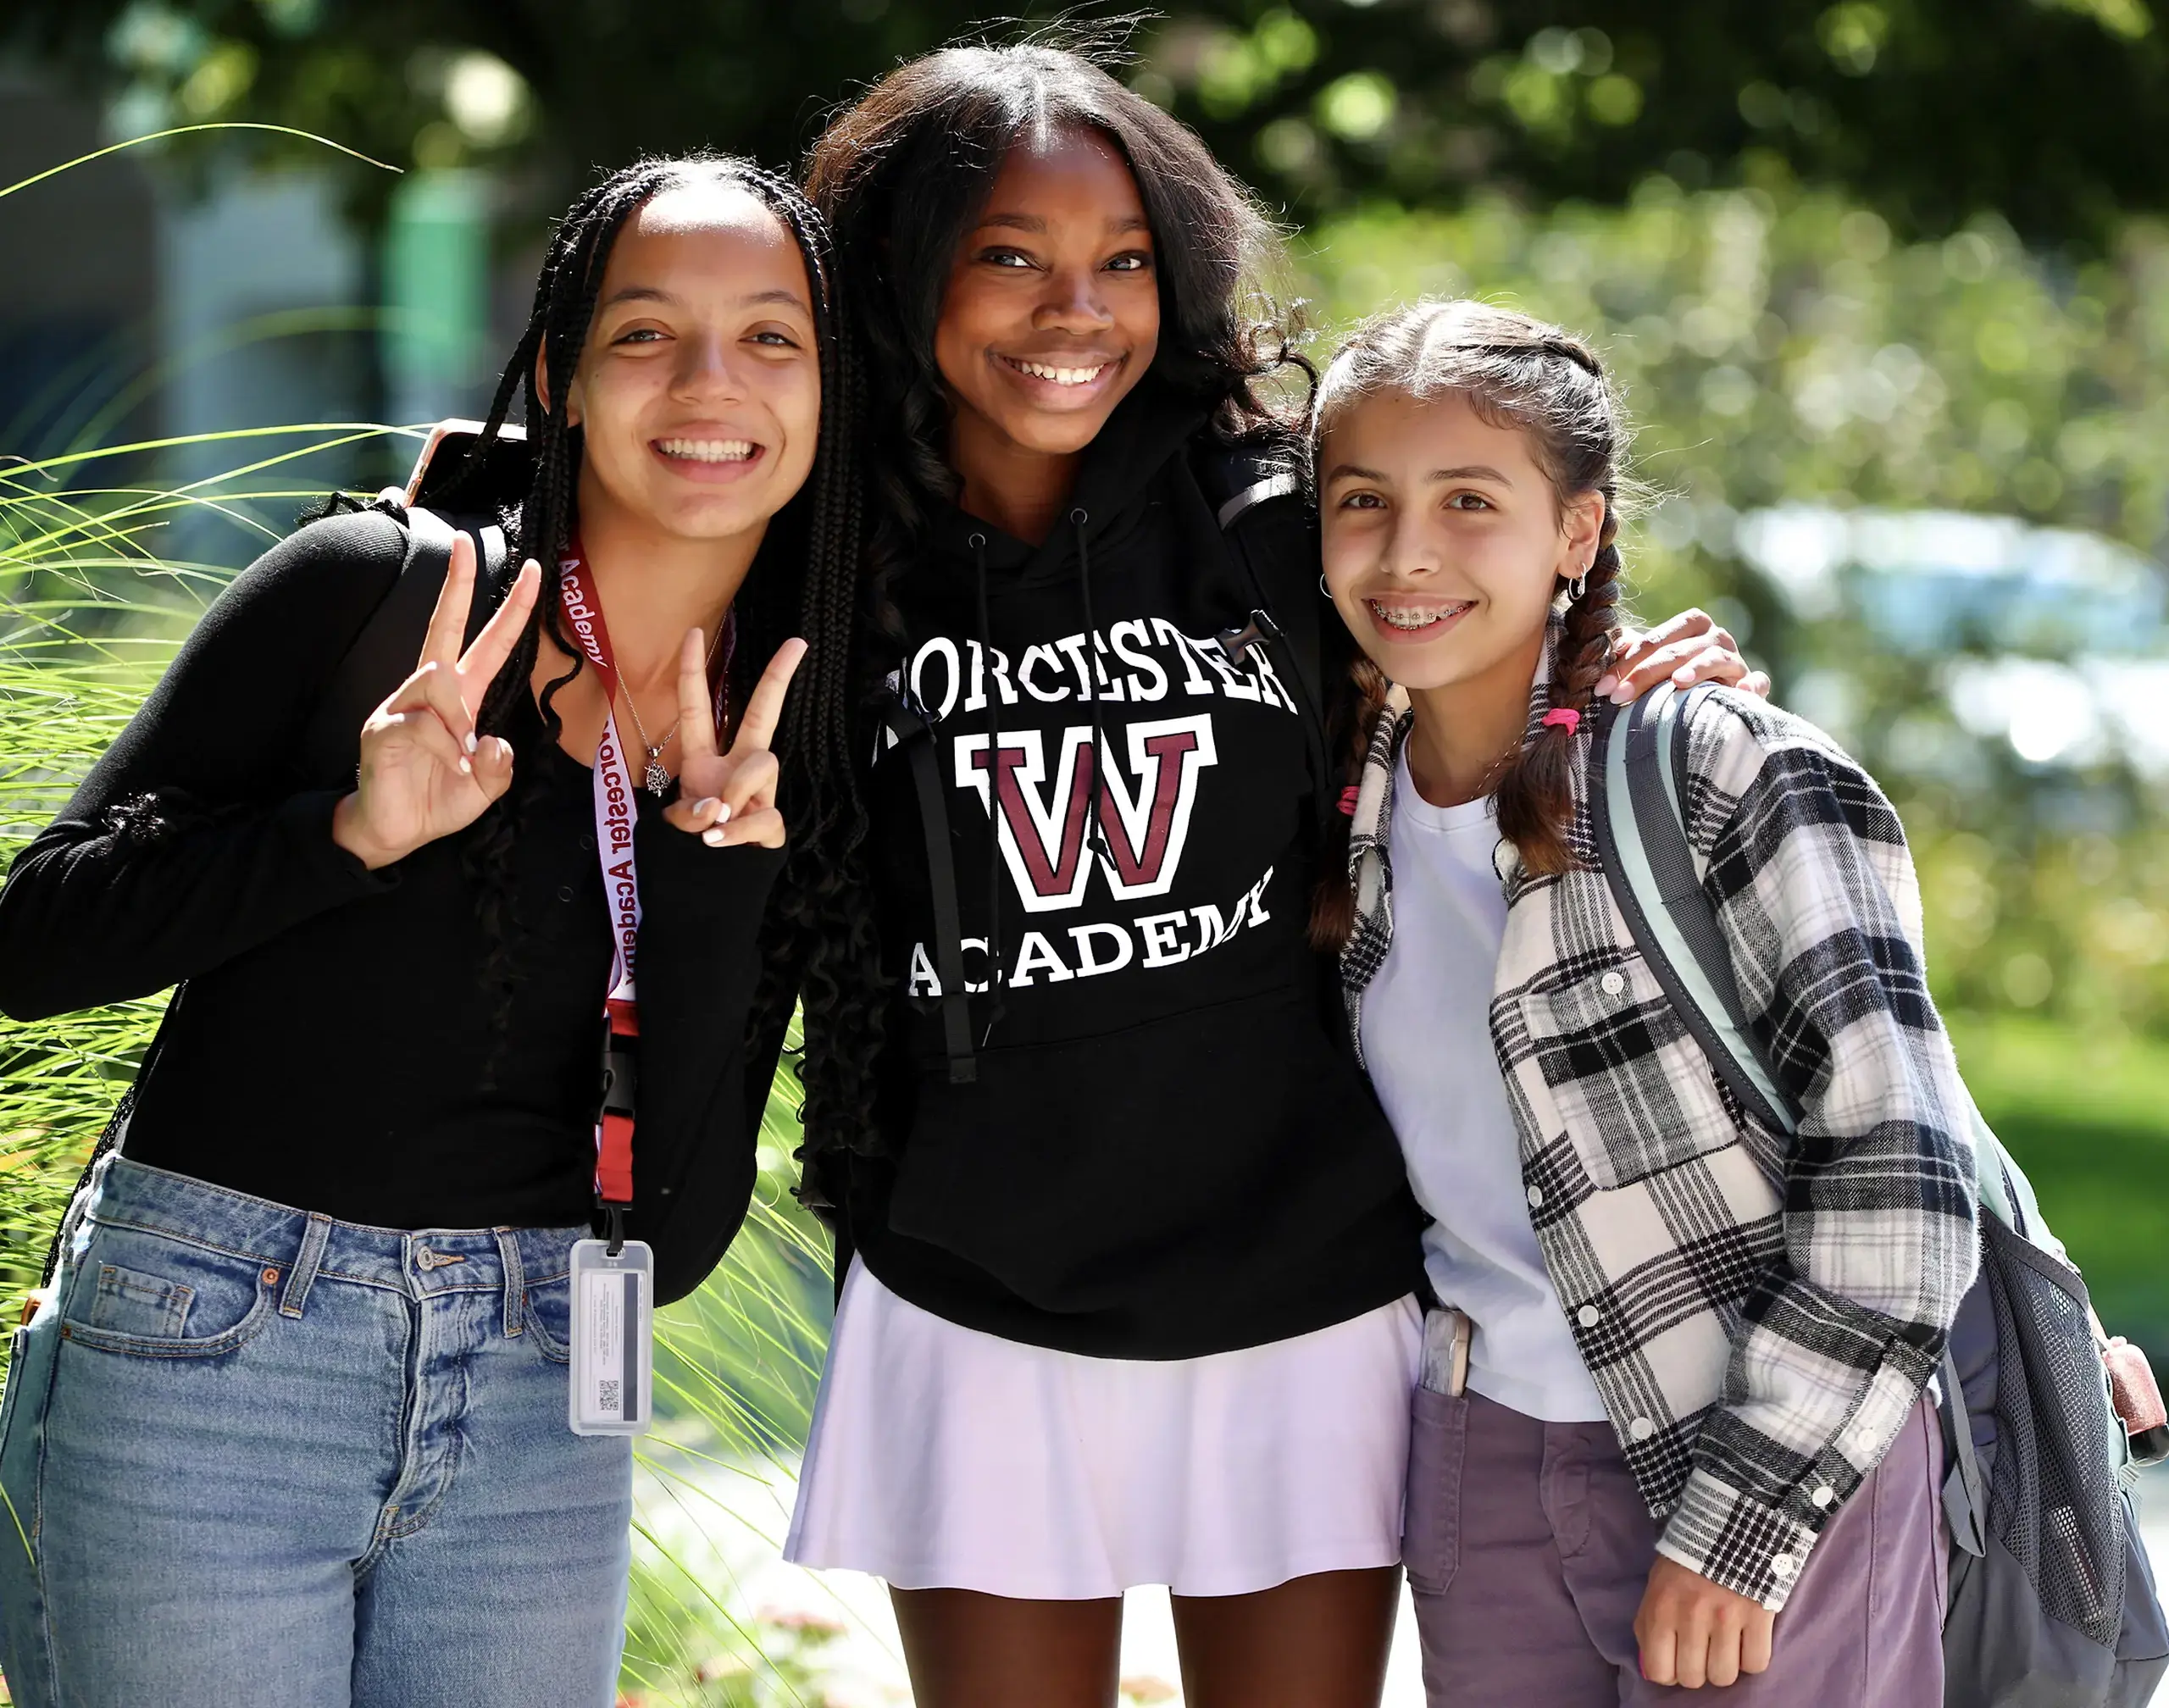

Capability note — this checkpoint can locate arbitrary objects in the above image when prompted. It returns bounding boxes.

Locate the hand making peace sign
[330,535,541,871]
[664,630,807,851]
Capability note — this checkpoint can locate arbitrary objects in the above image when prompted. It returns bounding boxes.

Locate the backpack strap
[1589,687,2000,1561]
[1193,447,1335,834]
[1939,1342,1989,1556]
[1214,470,1301,530]
[1590,685,1800,1139]
[299,502,509,782]
[879,694,978,1085]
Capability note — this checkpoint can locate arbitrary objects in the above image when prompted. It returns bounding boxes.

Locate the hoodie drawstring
[970,532,1007,1047]
[1070,507,1112,870]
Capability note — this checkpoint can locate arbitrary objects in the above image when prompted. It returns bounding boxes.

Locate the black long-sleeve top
[0,511,782,1303]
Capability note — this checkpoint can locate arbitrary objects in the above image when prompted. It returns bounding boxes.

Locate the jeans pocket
[58,1222,275,1360]
[1403,1384,1467,1595]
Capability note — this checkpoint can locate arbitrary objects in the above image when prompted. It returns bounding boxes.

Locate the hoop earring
[1319,574,1331,598]
[1567,563,1589,601]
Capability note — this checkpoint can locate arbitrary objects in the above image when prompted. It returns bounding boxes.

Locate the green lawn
[1947,1011,2169,1367]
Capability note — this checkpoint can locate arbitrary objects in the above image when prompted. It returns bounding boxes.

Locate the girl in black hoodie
[774,45,1764,1707]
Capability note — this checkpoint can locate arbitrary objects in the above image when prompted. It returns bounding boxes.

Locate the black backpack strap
[879,694,978,1085]
[36,999,177,1292]
[1194,447,1336,833]
[299,502,509,782]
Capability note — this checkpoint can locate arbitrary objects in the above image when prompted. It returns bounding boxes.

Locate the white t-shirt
[1359,747,1608,1422]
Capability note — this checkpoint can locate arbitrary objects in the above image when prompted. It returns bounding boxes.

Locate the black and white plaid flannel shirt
[1344,672,1977,1609]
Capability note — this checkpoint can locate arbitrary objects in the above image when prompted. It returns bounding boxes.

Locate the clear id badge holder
[568,1235,654,1436]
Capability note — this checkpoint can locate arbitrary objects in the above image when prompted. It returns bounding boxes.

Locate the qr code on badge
[598,1378,621,1411]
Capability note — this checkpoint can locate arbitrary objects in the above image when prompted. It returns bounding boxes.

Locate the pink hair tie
[1541,708,1582,736]
[1339,785,1362,817]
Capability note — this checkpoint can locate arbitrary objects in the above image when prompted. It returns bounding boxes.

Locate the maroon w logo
[955,715,1218,912]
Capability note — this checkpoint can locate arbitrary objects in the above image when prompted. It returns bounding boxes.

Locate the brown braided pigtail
[1492,508,1624,878]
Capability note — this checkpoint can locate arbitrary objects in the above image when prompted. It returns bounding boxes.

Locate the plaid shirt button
[1600,970,1625,995]
[1811,1485,1834,1507]
[1628,1417,1655,1441]
[1577,1305,1600,1328]
[1526,1185,1545,1209]
[1772,1555,1798,1578]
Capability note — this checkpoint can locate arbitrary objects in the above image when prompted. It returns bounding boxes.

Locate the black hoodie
[846,385,1424,1358]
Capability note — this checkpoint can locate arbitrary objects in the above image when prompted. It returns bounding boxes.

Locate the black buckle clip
[599,1201,627,1258]
[599,1022,638,1123]
[1215,607,1282,669]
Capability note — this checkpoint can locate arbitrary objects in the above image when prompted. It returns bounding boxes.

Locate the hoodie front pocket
[885,986,1404,1312]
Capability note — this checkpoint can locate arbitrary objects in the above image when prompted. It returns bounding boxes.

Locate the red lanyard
[557,548,643,1228]
[556,544,731,1240]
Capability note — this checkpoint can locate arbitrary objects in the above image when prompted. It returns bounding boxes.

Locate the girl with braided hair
[0,153,863,1708]
[779,42,1763,1708]
[1317,299,1971,1705]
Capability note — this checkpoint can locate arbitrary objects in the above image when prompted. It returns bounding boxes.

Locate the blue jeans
[0,1157,632,1708]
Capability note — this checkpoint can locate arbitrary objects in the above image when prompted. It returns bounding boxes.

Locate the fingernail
[463,732,478,754]
[702,828,727,846]
[696,797,721,816]
[1594,674,1618,699]
[458,757,472,776]
[714,803,731,824]
[1611,681,1634,704]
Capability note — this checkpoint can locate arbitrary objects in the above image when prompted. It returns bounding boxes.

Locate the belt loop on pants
[280,1212,334,1319]
[496,1228,525,1339]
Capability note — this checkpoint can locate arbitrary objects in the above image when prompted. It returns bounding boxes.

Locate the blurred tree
[6,0,2169,247]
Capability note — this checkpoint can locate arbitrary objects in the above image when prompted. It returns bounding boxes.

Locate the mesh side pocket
[1983,1213,2127,1647]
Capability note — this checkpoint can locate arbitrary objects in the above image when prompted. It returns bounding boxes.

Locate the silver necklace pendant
[643,751,670,797]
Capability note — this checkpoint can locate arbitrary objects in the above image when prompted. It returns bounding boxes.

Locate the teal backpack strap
[1590,685,2007,1555]
[1591,685,1799,1140]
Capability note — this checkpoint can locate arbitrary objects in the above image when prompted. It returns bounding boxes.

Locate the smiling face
[933,126,1161,472]
[560,180,820,545]
[1319,388,1605,694]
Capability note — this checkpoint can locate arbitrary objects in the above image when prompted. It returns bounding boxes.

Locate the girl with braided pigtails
[1315,299,1974,1704]
[0,155,866,1708]
[774,43,1766,1708]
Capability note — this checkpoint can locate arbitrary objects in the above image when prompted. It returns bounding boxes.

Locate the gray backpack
[1591,684,2169,1707]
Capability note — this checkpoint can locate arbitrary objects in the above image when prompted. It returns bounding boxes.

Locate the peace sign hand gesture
[330,535,541,871]
[665,632,806,851]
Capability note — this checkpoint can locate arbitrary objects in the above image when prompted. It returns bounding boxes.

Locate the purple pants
[1403,1387,1946,1705]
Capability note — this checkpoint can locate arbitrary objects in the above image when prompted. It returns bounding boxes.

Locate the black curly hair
[446,154,879,1134]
